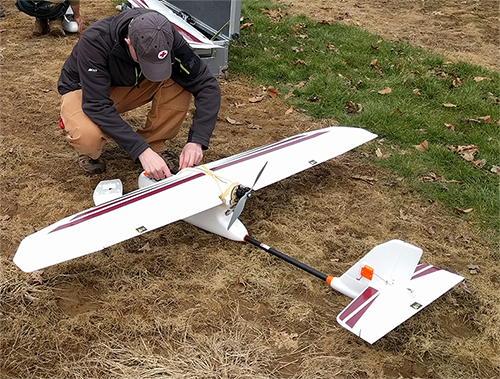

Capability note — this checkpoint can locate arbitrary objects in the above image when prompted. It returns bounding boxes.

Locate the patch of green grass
[230,0,500,242]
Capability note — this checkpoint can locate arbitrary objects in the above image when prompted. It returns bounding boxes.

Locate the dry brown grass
[1,1,499,378]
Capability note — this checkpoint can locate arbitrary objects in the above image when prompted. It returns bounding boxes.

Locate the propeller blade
[251,161,268,189]
[227,192,249,230]
[227,161,268,230]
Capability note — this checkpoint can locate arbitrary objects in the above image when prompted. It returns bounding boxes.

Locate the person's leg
[60,90,109,159]
[110,78,191,153]
[139,79,192,152]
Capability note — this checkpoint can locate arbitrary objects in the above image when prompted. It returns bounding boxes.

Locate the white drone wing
[13,126,376,272]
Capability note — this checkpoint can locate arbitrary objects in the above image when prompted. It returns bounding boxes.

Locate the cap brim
[138,58,172,82]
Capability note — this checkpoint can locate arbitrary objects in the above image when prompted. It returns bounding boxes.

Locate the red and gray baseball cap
[128,12,174,82]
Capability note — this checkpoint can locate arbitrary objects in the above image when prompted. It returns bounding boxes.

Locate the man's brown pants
[60,78,192,159]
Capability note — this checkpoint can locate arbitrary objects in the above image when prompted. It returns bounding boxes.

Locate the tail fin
[329,240,464,344]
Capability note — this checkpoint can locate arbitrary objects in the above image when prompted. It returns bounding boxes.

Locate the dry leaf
[226,117,243,125]
[285,106,294,115]
[270,329,299,350]
[374,147,391,158]
[259,8,286,22]
[445,122,455,131]
[443,103,457,108]
[454,207,473,214]
[415,140,429,151]
[235,277,247,293]
[473,159,487,168]
[451,77,462,88]
[240,22,253,30]
[30,270,44,284]
[295,81,306,88]
[370,59,384,76]
[292,58,306,66]
[461,118,481,124]
[448,145,478,162]
[413,88,421,96]
[291,25,307,38]
[419,172,445,182]
[139,242,152,252]
[284,89,294,100]
[249,95,264,103]
[267,86,279,98]
[477,115,492,123]
[473,77,491,82]
[419,172,463,184]
[326,43,338,52]
[378,87,392,95]
[467,265,481,275]
[344,101,362,114]
[352,175,377,184]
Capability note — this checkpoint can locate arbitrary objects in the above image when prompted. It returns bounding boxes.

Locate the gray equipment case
[158,0,242,78]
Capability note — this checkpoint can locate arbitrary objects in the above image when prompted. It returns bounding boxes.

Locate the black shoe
[33,18,49,36]
[78,154,106,174]
[160,151,179,174]
[48,18,66,37]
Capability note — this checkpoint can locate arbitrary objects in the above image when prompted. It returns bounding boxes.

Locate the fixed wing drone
[13,126,463,344]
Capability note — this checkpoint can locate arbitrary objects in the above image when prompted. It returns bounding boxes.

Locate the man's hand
[138,148,172,180]
[179,142,203,170]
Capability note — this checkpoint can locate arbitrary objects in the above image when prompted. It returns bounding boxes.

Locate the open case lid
[160,0,242,40]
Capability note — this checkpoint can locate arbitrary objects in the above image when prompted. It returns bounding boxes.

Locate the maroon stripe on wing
[50,130,328,233]
[414,263,429,273]
[50,172,205,233]
[411,266,441,280]
[339,286,378,321]
[346,296,378,328]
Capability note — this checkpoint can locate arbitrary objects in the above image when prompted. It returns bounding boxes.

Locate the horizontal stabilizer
[336,264,463,344]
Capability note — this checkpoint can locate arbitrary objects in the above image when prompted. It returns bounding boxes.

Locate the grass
[229,0,500,244]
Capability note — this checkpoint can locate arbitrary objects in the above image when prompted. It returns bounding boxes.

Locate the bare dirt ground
[1,1,499,378]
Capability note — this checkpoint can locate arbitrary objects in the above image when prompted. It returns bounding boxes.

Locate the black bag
[15,0,69,20]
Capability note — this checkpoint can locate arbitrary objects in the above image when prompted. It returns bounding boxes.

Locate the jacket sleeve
[170,35,221,150]
[76,32,150,160]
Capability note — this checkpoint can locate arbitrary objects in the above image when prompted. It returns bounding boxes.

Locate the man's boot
[33,18,49,36]
[48,18,66,37]
[160,151,179,174]
[78,154,106,174]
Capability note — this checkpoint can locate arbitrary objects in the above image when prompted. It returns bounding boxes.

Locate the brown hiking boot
[33,18,49,36]
[78,154,106,174]
[48,18,65,37]
[160,151,179,174]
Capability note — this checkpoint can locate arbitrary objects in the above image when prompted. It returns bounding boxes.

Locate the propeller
[227,161,268,230]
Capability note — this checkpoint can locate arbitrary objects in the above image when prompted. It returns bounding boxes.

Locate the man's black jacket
[58,8,221,160]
